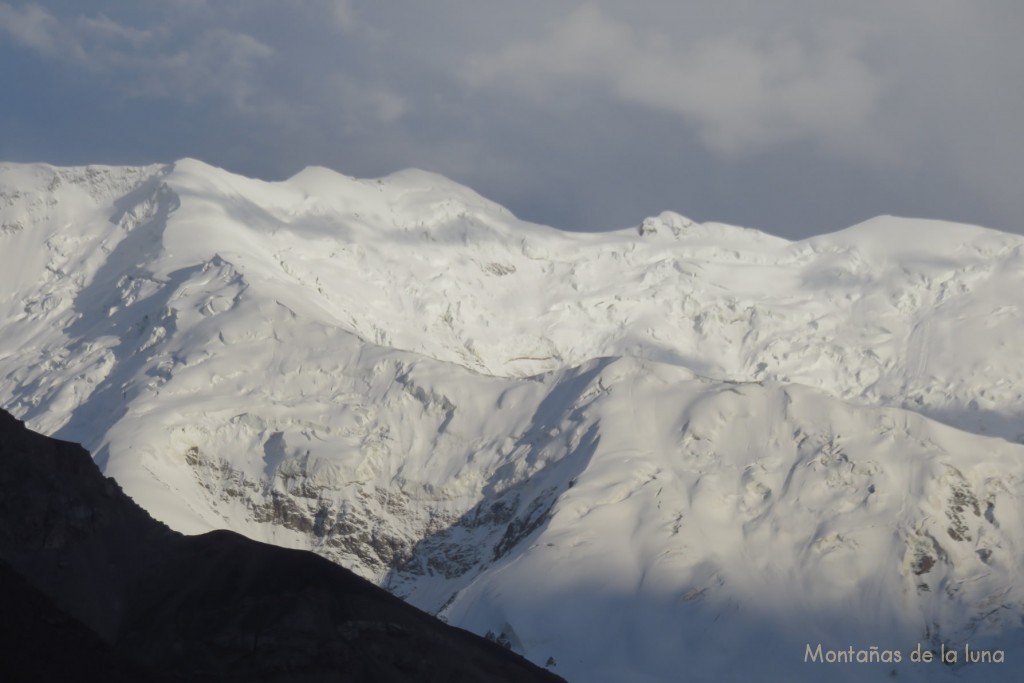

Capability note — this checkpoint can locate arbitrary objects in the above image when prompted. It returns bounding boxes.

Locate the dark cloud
[1,1,1021,237]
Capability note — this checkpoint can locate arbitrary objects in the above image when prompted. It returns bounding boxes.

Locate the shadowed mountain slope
[0,408,563,682]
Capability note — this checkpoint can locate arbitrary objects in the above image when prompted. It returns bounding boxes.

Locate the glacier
[1,158,1023,681]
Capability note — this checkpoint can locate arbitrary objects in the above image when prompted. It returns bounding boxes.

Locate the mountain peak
[803,214,1020,260]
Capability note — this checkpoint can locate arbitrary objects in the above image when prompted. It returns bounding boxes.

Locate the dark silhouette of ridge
[0,557,163,681]
[0,409,564,682]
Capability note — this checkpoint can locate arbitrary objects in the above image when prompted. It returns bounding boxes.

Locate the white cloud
[464,4,884,157]
[0,2,81,60]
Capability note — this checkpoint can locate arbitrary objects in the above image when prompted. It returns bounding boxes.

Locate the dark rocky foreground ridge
[0,409,564,682]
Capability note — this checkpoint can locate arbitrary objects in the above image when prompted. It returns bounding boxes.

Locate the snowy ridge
[2,159,1024,681]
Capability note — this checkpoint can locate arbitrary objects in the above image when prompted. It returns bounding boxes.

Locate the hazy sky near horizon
[1,1,1022,238]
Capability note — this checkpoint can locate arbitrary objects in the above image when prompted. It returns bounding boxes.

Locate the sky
[1,1,1022,239]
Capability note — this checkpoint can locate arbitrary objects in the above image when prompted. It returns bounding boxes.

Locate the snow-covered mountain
[2,158,1023,681]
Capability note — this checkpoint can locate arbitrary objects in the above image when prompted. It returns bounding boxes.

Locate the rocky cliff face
[0,409,563,682]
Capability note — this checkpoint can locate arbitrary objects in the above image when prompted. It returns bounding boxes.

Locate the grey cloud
[0,3,279,114]
[146,29,274,108]
[328,75,408,127]
[1,1,1022,237]
[76,14,153,48]
[465,5,884,158]
[328,0,356,31]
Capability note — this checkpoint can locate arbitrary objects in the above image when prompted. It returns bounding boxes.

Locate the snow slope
[2,158,1024,681]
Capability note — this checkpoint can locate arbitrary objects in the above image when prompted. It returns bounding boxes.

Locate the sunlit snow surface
[2,159,1024,681]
